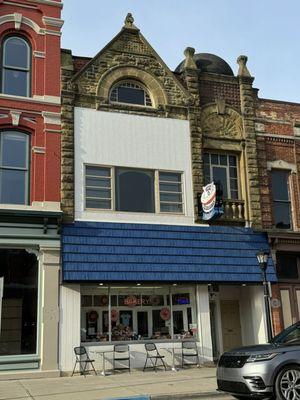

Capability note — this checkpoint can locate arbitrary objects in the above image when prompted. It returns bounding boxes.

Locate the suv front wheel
[275,365,300,400]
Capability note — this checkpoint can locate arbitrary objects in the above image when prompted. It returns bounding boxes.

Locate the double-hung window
[0,131,29,204]
[1,36,31,97]
[204,153,239,199]
[271,170,291,229]
[85,165,184,214]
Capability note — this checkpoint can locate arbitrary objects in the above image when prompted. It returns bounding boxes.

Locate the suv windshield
[272,322,300,344]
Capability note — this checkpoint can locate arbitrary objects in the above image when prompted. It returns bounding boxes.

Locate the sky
[62,0,300,103]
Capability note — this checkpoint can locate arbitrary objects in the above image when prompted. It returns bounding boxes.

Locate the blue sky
[62,0,300,103]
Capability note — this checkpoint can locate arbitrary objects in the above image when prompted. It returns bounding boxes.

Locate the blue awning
[62,221,277,283]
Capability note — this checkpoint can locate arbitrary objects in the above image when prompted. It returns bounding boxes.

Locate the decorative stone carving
[10,111,21,126]
[123,13,138,30]
[267,159,297,173]
[14,13,22,30]
[183,47,197,70]
[201,104,243,139]
[237,55,251,78]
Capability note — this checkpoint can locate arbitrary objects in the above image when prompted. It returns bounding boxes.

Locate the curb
[151,391,228,399]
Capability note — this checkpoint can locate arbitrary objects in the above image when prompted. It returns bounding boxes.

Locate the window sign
[172,293,190,305]
[80,287,196,342]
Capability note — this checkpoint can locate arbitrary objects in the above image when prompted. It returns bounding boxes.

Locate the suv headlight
[246,353,279,363]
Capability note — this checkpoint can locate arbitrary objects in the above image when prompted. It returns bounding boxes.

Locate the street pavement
[0,367,237,400]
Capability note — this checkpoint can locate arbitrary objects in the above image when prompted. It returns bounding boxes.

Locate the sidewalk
[0,367,232,400]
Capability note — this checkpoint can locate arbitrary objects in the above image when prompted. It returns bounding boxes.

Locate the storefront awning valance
[62,222,277,283]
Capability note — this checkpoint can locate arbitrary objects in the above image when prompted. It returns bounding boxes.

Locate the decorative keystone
[237,55,251,77]
[183,47,197,70]
[124,13,134,28]
[14,13,22,30]
[10,111,21,126]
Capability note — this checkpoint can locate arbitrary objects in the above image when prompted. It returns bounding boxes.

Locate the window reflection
[2,37,30,97]
[0,249,38,356]
[80,286,196,342]
[0,131,29,205]
[271,170,291,229]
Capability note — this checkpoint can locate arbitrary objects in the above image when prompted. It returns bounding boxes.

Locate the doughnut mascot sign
[198,181,223,221]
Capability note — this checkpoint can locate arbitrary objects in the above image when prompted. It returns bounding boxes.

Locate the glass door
[137,311,149,338]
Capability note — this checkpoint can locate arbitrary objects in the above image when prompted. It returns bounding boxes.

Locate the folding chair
[71,346,97,376]
[113,344,131,373]
[181,340,200,368]
[143,343,166,372]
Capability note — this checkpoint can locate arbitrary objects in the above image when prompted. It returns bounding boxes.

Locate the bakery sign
[198,182,224,221]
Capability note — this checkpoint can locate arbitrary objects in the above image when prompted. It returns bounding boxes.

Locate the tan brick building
[59,14,278,371]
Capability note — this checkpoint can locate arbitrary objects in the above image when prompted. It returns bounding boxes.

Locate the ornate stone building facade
[59,14,275,371]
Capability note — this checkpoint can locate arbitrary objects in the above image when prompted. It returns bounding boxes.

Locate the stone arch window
[109,80,152,107]
[1,36,31,97]
[0,130,30,204]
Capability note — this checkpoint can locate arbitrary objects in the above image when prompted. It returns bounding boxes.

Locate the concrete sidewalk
[0,367,233,400]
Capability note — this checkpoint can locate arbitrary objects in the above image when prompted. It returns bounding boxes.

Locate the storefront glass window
[0,249,38,356]
[80,285,196,342]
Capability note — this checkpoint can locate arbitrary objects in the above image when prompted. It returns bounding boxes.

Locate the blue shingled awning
[62,222,277,283]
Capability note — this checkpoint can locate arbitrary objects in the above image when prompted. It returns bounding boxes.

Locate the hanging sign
[198,182,224,221]
[88,310,98,322]
[160,307,171,321]
[111,309,119,322]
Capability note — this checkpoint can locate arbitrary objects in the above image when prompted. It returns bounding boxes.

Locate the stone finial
[237,55,251,77]
[124,13,134,28]
[183,47,197,70]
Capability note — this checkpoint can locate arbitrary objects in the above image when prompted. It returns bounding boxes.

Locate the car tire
[275,364,300,400]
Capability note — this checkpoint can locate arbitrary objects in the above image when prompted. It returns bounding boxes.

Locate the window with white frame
[0,131,29,204]
[85,165,184,214]
[80,285,196,342]
[109,80,152,107]
[204,153,239,199]
[1,36,31,97]
[85,166,112,210]
[159,172,183,213]
[271,170,291,229]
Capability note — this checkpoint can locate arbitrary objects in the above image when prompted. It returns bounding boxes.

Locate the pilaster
[182,48,203,220]
[39,246,60,371]
[237,56,262,228]
[196,285,213,361]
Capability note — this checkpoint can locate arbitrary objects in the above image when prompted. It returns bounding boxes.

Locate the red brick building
[0,0,62,375]
[256,98,300,334]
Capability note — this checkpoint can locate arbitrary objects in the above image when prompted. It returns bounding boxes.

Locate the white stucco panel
[75,108,194,224]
